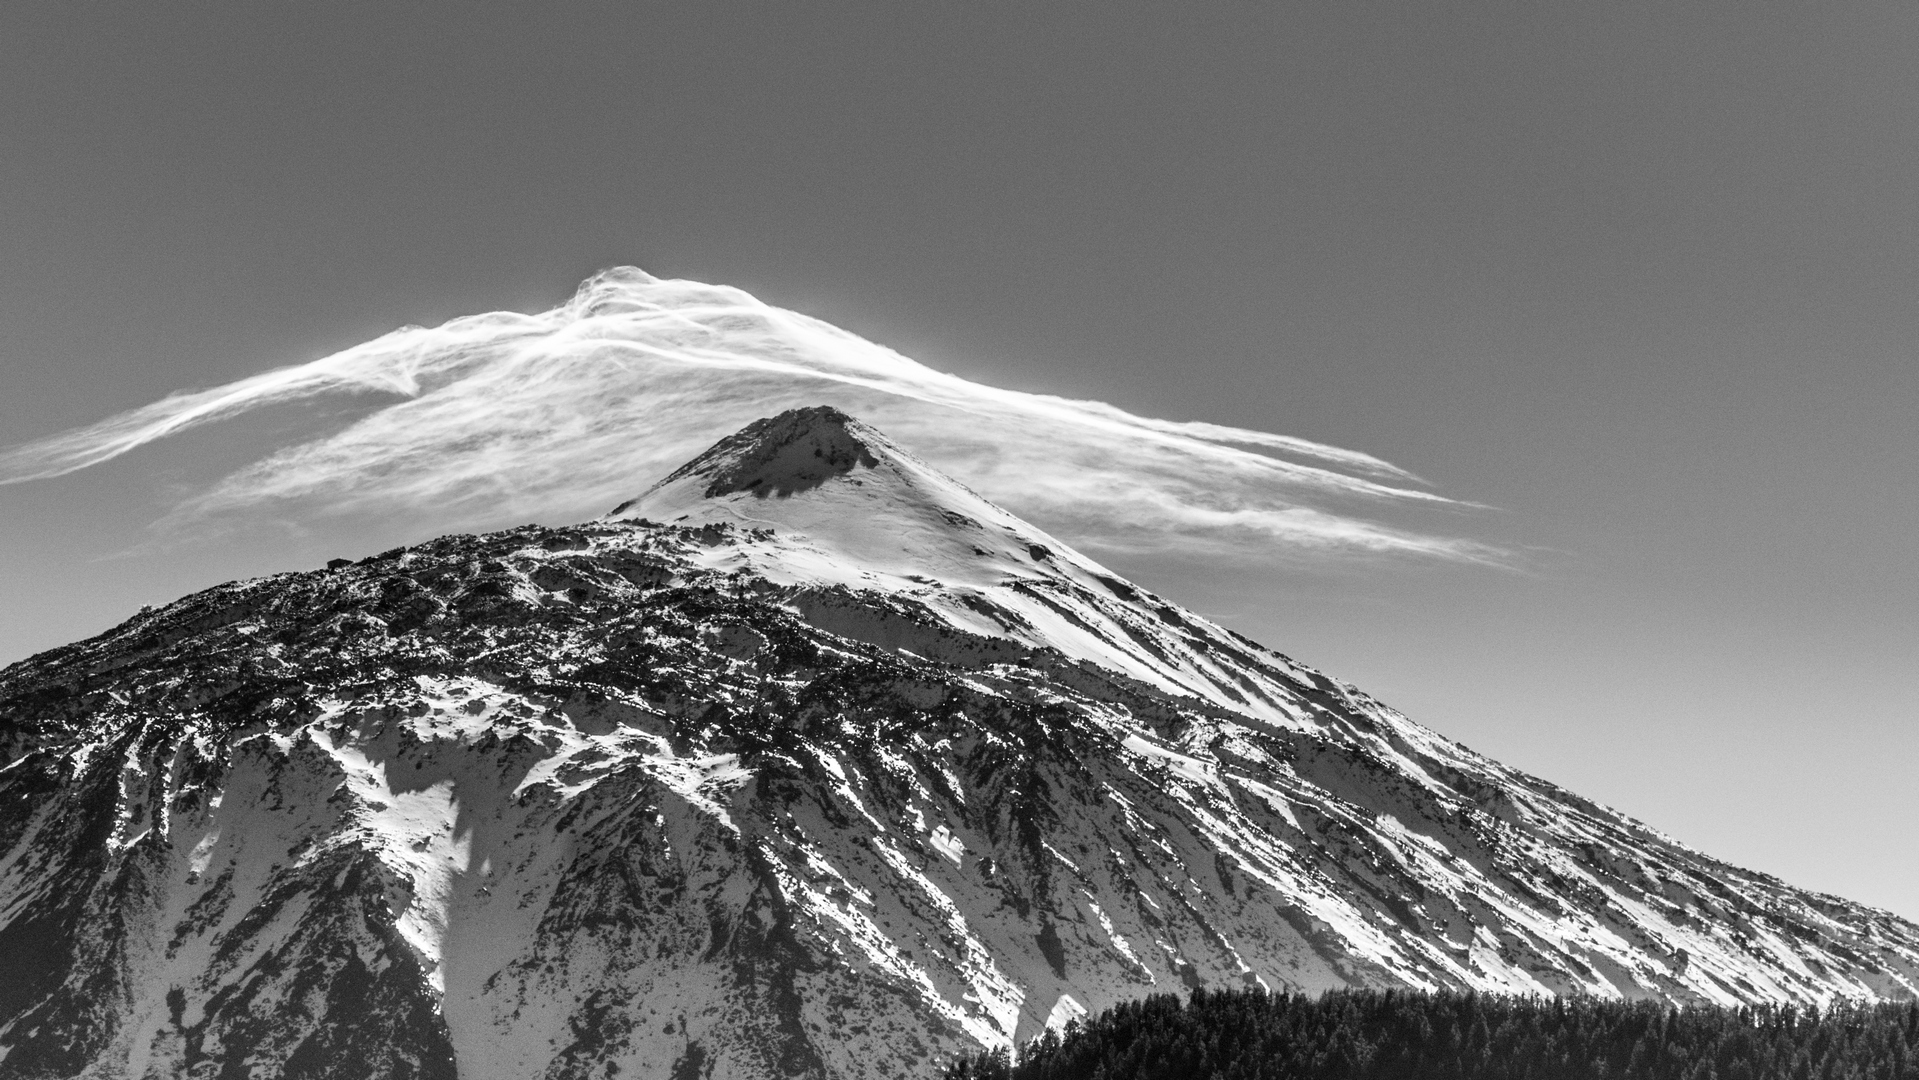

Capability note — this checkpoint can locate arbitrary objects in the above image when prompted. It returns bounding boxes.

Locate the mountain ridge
[0,407,1913,1080]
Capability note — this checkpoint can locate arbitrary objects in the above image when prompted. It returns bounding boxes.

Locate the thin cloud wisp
[0,268,1499,564]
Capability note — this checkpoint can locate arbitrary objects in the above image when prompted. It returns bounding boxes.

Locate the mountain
[1,406,1914,1080]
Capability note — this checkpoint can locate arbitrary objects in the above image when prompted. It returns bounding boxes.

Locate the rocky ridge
[1,407,1915,1080]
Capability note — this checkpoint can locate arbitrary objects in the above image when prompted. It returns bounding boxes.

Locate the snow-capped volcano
[1,408,1915,1080]
[610,404,1079,588]
[609,406,1339,725]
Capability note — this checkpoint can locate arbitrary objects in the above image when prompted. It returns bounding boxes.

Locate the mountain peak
[647,405,883,501]
[606,406,1094,592]
[608,408,1339,717]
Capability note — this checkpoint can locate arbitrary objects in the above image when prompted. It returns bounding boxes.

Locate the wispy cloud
[0,268,1499,562]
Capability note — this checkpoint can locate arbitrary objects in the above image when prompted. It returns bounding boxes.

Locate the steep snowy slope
[1,407,1915,1080]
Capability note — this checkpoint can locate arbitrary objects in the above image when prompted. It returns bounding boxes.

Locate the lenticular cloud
[0,268,1495,562]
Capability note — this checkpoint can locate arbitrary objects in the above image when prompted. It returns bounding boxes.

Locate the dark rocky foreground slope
[1,408,1914,1080]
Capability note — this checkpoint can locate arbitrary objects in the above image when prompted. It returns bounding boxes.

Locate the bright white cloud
[0,268,1498,562]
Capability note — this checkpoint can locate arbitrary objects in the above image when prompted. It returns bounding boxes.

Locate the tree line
[946,988,1919,1080]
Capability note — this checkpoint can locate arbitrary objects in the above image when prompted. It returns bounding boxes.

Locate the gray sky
[3,2,1915,919]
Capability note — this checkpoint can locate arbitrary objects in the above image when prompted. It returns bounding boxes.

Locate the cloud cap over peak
[0,267,1501,565]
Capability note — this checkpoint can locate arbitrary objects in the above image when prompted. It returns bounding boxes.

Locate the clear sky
[2,2,1915,919]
